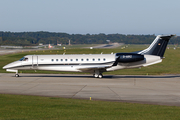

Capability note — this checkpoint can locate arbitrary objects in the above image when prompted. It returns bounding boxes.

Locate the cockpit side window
[23,58,28,61]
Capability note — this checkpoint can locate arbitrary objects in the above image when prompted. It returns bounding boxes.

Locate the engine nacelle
[116,53,144,63]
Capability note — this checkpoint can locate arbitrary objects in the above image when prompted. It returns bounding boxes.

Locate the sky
[0,0,180,35]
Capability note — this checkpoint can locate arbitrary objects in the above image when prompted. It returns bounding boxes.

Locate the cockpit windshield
[19,57,28,61]
[19,57,24,61]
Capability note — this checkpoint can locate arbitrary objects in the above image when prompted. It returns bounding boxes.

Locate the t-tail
[138,35,175,58]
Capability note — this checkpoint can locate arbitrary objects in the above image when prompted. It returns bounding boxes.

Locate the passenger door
[32,55,38,69]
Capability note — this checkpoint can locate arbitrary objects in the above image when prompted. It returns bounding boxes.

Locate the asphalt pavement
[0,73,180,106]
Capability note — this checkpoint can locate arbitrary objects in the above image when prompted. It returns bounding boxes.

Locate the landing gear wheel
[98,74,103,78]
[93,74,99,78]
[93,73,103,78]
[15,74,19,77]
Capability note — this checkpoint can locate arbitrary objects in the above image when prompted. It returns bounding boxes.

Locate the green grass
[0,45,180,75]
[0,94,180,120]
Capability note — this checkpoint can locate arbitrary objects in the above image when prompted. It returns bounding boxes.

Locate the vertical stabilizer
[138,35,174,57]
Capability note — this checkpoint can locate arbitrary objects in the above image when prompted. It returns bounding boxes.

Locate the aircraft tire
[98,74,103,78]
[93,74,99,78]
[15,74,19,77]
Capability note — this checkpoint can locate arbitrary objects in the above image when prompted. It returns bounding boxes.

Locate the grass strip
[0,94,180,120]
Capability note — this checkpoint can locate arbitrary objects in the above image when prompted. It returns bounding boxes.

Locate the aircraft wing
[77,65,112,73]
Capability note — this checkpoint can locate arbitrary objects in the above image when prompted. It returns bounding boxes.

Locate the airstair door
[32,55,38,69]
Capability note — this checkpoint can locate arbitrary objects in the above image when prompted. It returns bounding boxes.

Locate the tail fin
[138,35,175,57]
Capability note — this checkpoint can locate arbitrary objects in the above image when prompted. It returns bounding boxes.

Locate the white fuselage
[3,54,162,73]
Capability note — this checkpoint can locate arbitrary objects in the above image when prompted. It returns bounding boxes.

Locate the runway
[0,49,37,55]
[0,73,180,106]
[91,43,123,49]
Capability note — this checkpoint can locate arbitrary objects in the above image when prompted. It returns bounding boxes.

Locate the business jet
[3,35,174,78]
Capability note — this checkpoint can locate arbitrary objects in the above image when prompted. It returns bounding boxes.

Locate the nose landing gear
[6,69,19,77]
[15,74,19,77]
[15,70,19,77]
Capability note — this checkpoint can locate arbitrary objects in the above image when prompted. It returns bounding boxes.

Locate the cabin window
[86,59,89,61]
[61,59,63,61]
[103,58,106,61]
[56,59,58,61]
[51,59,54,62]
[65,59,67,61]
[93,59,95,61]
[76,59,78,61]
[71,59,73,61]
[98,58,100,61]
[81,59,83,61]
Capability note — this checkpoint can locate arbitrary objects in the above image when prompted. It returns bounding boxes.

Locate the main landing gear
[93,73,103,78]
[93,70,103,78]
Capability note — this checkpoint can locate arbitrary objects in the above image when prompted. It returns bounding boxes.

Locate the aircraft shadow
[15,74,180,79]
[112,75,180,79]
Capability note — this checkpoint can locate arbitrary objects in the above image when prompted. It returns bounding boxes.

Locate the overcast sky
[0,0,179,35]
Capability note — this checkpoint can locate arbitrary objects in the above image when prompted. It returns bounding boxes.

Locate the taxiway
[0,73,180,106]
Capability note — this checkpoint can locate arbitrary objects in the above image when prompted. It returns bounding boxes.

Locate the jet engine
[116,53,144,63]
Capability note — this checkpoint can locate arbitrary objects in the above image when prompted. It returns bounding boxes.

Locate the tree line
[0,31,179,46]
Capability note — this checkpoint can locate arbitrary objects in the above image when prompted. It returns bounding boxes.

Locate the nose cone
[3,65,8,69]
[3,61,21,69]
[3,63,14,69]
